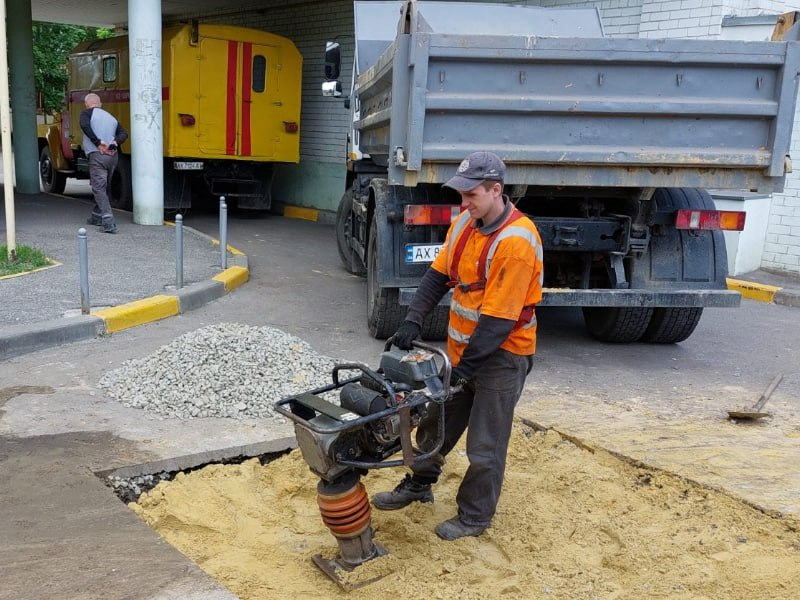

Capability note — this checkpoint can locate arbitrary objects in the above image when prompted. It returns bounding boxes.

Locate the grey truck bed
[354,1,800,193]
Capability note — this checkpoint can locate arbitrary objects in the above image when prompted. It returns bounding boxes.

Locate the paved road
[1,198,799,599]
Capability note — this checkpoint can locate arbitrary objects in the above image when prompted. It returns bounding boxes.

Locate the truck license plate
[406,244,443,263]
[174,161,204,170]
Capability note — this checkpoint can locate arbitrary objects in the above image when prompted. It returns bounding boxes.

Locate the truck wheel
[421,306,449,341]
[39,146,66,194]
[110,155,133,211]
[628,187,726,343]
[367,215,405,338]
[336,188,366,276]
[641,307,703,344]
[582,307,653,343]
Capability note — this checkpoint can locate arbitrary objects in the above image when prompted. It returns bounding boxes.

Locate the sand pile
[131,423,800,599]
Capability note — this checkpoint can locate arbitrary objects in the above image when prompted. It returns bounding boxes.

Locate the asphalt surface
[1,193,223,324]
[2,186,800,361]
[0,188,247,360]
[2,187,800,600]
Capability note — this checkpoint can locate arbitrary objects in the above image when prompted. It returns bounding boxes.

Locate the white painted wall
[713,192,772,274]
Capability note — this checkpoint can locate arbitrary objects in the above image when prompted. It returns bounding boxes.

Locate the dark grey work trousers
[412,348,533,526]
[89,152,118,228]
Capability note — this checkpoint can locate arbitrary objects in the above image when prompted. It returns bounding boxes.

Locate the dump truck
[38,22,302,211]
[324,0,800,343]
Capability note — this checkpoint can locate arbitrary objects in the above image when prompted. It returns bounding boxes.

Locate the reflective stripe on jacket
[431,205,544,365]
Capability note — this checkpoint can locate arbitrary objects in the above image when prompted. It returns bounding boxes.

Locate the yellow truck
[37,22,302,210]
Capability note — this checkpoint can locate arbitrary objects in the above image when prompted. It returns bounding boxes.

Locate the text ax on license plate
[406,244,442,263]
[174,161,204,170]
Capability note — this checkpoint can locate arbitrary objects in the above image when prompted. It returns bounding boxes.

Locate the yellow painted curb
[726,278,781,303]
[213,266,249,292]
[94,295,180,333]
[209,239,245,256]
[165,220,245,256]
[284,205,319,222]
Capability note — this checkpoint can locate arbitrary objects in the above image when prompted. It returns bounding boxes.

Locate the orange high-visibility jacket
[431,206,544,365]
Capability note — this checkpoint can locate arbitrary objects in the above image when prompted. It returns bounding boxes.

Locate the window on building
[103,57,117,83]
[253,55,267,93]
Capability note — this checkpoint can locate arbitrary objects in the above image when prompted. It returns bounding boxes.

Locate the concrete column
[128,0,164,224]
[7,0,40,194]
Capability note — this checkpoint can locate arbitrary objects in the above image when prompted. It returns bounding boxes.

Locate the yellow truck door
[198,36,281,160]
[244,43,283,159]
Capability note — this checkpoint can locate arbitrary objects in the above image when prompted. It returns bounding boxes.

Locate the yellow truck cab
[38,23,302,211]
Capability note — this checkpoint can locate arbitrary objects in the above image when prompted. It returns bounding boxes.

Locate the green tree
[32,23,113,114]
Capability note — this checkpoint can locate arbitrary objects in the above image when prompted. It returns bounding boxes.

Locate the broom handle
[752,373,784,412]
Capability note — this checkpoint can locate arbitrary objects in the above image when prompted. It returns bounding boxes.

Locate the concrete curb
[0,230,250,362]
[726,277,800,308]
[0,315,107,361]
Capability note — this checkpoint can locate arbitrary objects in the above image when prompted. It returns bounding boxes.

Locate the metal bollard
[78,228,90,314]
[219,196,228,270]
[175,214,184,289]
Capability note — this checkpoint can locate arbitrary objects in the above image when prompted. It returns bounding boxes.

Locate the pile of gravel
[98,323,353,420]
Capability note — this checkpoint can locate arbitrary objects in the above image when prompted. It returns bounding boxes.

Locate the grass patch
[0,245,51,277]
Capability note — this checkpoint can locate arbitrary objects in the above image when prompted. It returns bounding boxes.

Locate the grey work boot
[372,474,433,510]
[434,516,487,541]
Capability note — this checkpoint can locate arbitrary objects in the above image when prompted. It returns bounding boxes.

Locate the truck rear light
[404,204,461,225]
[283,121,299,133]
[675,209,746,231]
[178,113,195,126]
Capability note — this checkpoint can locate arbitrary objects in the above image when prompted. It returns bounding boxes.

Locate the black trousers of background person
[88,151,119,229]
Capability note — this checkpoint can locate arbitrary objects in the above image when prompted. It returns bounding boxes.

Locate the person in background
[80,92,128,234]
[373,151,544,541]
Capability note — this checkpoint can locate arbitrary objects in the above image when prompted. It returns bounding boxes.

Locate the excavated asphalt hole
[99,449,291,504]
[117,423,800,600]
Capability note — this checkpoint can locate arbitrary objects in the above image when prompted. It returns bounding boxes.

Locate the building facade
[169,0,800,275]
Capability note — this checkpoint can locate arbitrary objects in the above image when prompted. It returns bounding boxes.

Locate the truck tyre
[421,306,449,341]
[39,146,67,194]
[336,188,367,276]
[628,187,726,343]
[367,215,405,338]
[641,307,703,344]
[582,307,654,343]
[110,154,133,211]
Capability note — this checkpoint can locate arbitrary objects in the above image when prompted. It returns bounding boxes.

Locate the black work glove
[392,321,421,350]
[449,367,470,389]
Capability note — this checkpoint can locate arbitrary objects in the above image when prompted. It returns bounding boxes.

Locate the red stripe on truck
[241,43,252,157]
[226,41,238,155]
